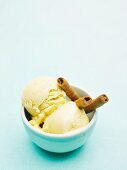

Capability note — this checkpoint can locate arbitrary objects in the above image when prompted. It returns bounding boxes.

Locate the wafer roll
[76,94,109,113]
[75,96,92,109]
[57,77,79,101]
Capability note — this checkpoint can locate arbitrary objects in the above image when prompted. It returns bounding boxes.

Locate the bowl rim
[21,87,97,139]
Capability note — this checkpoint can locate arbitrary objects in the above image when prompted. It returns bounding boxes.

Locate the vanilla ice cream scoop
[22,76,58,116]
[43,101,89,134]
[22,76,70,129]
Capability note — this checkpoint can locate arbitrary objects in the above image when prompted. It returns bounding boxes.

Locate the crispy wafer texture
[75,96,92,109]
[76,94,109,113]
[57,77,80,101]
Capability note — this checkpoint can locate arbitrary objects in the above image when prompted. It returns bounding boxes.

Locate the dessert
[43,101,89,134]
[22,76,109,134]
[75,94,108,113]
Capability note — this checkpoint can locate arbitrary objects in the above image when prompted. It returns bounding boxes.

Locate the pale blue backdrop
[0,0,127,170]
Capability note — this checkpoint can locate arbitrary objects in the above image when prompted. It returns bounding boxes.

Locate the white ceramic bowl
[21,86,97,153]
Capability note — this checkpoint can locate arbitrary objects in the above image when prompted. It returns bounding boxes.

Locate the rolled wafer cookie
[76,94,109,113]
[75,96,92,109]
[57,77,80,101]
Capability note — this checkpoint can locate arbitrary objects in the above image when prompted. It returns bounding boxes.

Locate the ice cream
[22,76,89,133]
[43,101,89,134]
[22,76,58,116]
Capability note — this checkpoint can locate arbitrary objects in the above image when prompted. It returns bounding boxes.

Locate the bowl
[21,86,97,153]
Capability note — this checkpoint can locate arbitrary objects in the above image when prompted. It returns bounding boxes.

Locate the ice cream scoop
[22,76,71,128]
[43,101,89,134]
[22,76,58,116]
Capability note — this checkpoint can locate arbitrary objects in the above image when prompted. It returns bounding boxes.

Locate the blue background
[0,0,127,169]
